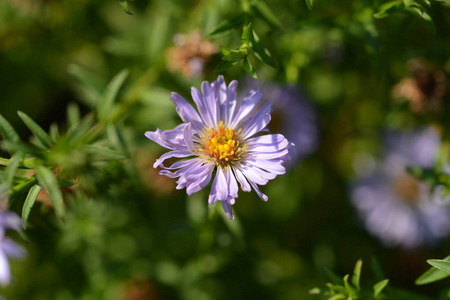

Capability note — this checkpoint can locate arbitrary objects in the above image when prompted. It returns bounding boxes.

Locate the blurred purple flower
[351,127,450,249]
[242,81,318,167]
[145,76,292,219]
[0,191,25,286]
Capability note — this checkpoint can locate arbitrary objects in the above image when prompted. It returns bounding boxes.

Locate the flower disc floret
[145,75,292,220]
[202,121,245,165]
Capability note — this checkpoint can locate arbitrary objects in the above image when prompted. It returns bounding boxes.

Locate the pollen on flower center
[202,121,245,164]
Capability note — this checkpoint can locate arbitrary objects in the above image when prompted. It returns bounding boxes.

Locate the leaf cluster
[373,0,443,33]
[0,67,130,228]
[310,260,389,300]
[208,0,280,78]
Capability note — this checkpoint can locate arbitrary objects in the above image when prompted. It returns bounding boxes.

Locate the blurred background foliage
[1,0,450,299]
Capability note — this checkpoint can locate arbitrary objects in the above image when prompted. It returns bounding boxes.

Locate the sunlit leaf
[0,158,10,167]
[305,0,314,10]
[416,260,450,285]
[373,279,389,297]
[97,69,129,122]
[35,165,65,219]
[18,111,52,149]
[209,14,245,36]
[22,185,41,228]
[222,49,247,61]
[119,0,133,15]
[343,274,358,298]
[427,259,450,275]
[242,56,258,78]
[373,1,403,19]
[352,259,362,290]
[241,23,254,46]
[328,295,345,300]
[220,46,233,56]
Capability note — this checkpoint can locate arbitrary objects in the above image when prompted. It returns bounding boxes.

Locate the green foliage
[416,255,450,285]
[2,0,450,299]
[22,185,41,229]
[97,69,129,123]
[310,260,390,300]
[118,0,133,15]
[374,0,440,32]
[209,1,279,76]
[0,68,129,224]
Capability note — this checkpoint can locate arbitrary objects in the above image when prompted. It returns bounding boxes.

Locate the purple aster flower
[351,127,450,249]
[145,76,292,219]
[242,80,318,166]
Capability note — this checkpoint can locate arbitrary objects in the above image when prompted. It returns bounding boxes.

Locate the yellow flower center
[201,122,245,165]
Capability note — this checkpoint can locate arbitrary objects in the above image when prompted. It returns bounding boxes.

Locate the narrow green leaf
[308,287,321,295]
[84,145,127,160]
[68,64,106,108]
[242,56,258,78]
[17,229,30,244]
[371,257,387,282]
[324,268,344,285]
[328,295,346,300]
[67,102,81,128]
[35,166,65,219]
[4,152,23,188]
[328,294,347,300]
[0,114,20,143]
[220,46,233,56]
[223,49,247,61]
[373,279,389,297]
[427,259,450,275]
[214,60,239,72]
[107,124,128,154]
[67,113,95,142]
[373,1,403,18]
[49,123,60,143]
[18,111,52,149]
[0,140,41,157]
[343,274,358,298]
[0,158,10,167]
[416,256,450,285]
[22,185,41,228]
[305,0,314,10]
[251,30,277,68]
[251,1,282,28]
[241,23,254,46]
[98,69,129,122]
[119,0,133,15]
[352,259,363,290]
[407,6,435,33]
[209,14,245,36]
[326,283,348,294]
